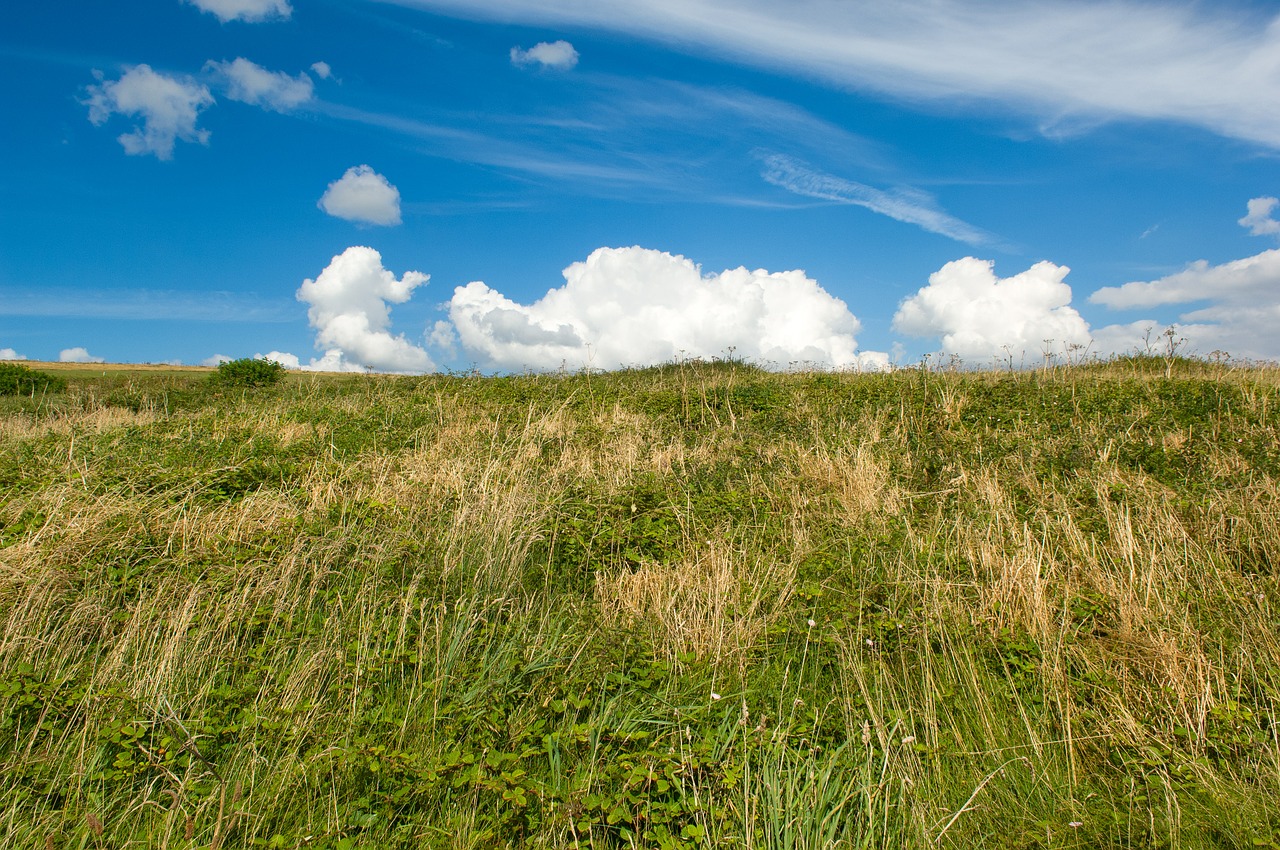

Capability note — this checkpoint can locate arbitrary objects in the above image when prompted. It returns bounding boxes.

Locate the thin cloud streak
[0,288,298,323]
[759,154,995,246]
[315,101,675,190]
[380,0,1280,148]
[318,78,896,202]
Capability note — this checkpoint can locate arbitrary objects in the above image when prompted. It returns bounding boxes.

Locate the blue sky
[2,0,1278,371]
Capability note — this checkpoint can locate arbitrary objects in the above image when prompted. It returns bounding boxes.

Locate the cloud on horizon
[84,65,214,159]
[449,246,887,371]
[385,0,1280,149]
[59,347,105,364]
[0,348,26,361]
[318,165,403,226]
[186,0,292,23]
[1088,249,1280,361]
[893,258,1093,362]
[293,246,435,373]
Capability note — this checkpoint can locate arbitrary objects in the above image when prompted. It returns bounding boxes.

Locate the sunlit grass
[1,357,1277,847]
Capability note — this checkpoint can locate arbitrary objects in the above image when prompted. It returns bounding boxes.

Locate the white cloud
[206,58,314,112]
[510,40,579,70]
[84,65,214,159]
[295,247,435,373]
[1089,250,1280,311]
[760,154,993,245]
[318,165,402,226]
[893,257,1092,361]
[255,351,302,369]
[310,61,332,80]
[202,353,233,367]
[0,348,26,361]
[187,0,291,23]
[448,246,884,371]
[59,347,105,364]
[387,0,1280,148]
[1089,249,1280,361]
[428,320,458,358]
[254,349,381,373]
[1239,197,1280,237]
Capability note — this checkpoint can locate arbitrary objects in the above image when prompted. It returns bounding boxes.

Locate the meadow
[0,356,1277,848]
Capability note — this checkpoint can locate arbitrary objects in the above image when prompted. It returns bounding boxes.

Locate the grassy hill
[1,358,1277,848]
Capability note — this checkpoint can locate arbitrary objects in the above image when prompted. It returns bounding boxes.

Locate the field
[1,358,1278,848]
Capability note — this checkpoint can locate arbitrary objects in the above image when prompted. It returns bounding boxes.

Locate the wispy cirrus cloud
[760,154,994,245]
[0,287,298,323]
[186,0,292,23]
[316,77,893,204]
[380,0,1280,149]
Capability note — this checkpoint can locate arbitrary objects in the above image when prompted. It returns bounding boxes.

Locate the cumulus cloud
[84,65,214,159]
[1239,197,1280,237]
[187,0,291,23]
[206,58,314,112]
[449,246,885,371]
[310,61,332,80]
[59,347,105,363]
[1088,249,1280,360]
[295,247,435,373]
[318,166,402,226]
[1090,250,1280,311]
[510,40,579,70]
[0,348,26,361]
[202,353,233,367]
[893,258,1092,361]
[760,153,993,245]
[255,351,302,369]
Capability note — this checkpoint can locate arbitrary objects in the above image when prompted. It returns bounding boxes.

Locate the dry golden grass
[595,538,799,670]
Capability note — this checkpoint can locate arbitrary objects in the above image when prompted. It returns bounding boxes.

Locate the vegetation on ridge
[0,356,1278,848]
[0,362,66,397]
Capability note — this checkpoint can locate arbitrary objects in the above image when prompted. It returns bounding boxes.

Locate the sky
[2,0,1279,372]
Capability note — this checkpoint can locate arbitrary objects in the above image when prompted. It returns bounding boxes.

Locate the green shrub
[210,357,286,389]
[0,363,66,396]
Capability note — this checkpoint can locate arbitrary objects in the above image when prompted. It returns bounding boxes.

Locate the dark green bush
[210,357,286,388]
[0,363,66,396]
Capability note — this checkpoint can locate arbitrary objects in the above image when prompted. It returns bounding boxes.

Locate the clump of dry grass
[595,538,798,669]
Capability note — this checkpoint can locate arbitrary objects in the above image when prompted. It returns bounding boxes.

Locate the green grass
[1,357,1278,848]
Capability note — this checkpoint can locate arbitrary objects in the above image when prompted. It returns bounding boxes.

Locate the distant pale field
[6,361,216,377]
